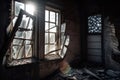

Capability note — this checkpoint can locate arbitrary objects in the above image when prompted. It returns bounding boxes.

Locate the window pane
[50,23,56,32]
[45,45,49,54]
[26,4,35,15]
[65,35,70,46]
[45,33,48,43]
[50,11,55,22]
[28,18,33,29]
[15,1,24,16]
[50,27,56,32]
[45,10,49,21]
[15,31,32,39]
[12,46,21,59]
[17,46,24,59]
[25,40,31,44]
[61,23,66,33]
[61,46,67,58]
[49,45,56,54]
[19,15,29,28]
[61,34,65,48]
[13,39,23,45]
[45,22,49,32]
[56,13,59,25]
[15,31,25,38]
[50,33,55,43]
[25,45,32,57]
[25,31,32,39]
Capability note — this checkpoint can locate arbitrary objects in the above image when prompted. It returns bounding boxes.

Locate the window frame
[44,6,61,57]
[3,9,36,67]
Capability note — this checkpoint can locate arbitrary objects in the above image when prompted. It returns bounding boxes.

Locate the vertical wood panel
[87,35,102,63]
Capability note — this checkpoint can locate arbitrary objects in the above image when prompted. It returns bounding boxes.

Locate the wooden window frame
[45,6,61,56]
[3,9,36,67]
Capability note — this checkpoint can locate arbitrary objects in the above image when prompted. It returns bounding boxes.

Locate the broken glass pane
[17,46,24,59]
[60,35,70,58]
[12,46,21,59]
[50,11,55,22]
[88,15,102,33]
[61,23,66,33]
[50,23,56,32]
[45,10,49,21]
[13,39,23,45]
[50,33,55,43]
[61,46,67,58]
[15,1,24,16]
[65,35,70,46]
[61,33,65,46]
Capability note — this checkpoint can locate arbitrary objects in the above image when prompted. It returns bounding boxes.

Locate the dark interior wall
[0,0,10,64]
[0,0,11,79]
[59,0,81,68]
[102,1,120,66]
[78,0,103,65]
[114,22,120,50]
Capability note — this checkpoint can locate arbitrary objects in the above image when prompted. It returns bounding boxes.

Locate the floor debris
[50,68,120,80]
[48,61,120,80]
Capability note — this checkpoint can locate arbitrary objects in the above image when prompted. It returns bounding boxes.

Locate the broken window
[45,7,60,59]
[2,1,36,67]
[45,9,59,55]
[45,7,70,60]
[3,9,36,67]
[11,1,35,28]
[60,35,70,58]
[15,1,35,16]
[11,15,33,59]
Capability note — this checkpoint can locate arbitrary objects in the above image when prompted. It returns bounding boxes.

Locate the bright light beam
[26,4,35,15]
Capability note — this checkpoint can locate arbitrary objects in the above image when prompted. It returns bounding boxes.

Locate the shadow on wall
[103,16,120,71]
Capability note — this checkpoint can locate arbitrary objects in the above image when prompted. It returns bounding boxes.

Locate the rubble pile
[51,68,120,80]
[49,61,120,80]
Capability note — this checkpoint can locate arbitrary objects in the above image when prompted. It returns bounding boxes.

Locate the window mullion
[48,10,50,52]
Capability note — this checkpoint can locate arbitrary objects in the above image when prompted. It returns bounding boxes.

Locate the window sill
[6,57,37,67]
[45,54,62,60]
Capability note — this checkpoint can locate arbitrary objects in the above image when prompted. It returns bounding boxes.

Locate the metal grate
[88,15,102,33]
